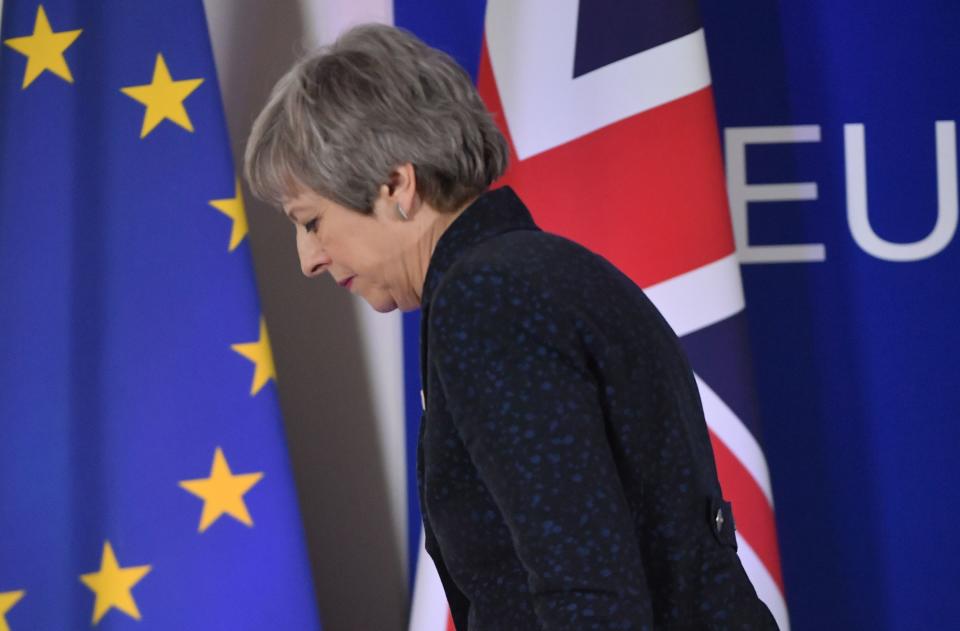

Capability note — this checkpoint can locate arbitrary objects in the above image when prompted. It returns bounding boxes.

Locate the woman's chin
[363,294,399,313]
[371,302,398,313]
[360,288,419,313]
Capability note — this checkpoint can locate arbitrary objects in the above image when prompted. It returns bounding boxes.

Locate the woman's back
[420,186,777,630]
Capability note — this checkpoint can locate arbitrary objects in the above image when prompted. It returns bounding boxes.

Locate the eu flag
[0,1,321,628]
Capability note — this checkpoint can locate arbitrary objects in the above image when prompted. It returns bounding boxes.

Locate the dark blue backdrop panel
[699,1,960,629]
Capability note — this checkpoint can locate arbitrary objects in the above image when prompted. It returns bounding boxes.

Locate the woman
[245,24,778,631]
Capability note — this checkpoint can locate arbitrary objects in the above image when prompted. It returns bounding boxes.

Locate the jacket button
[420,389,426,412]
[715,508,725,534]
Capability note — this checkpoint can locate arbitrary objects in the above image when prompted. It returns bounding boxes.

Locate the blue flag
[0,1,321,628]
[697,1,960,629]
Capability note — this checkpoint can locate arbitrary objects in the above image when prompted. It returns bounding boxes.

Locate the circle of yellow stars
[0,4,282,628]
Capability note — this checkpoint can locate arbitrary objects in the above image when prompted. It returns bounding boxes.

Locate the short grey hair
[244,23,509,213]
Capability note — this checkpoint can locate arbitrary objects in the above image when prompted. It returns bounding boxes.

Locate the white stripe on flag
[485,0,711,160]
[736,533,791,631]
[695,373,774,505]
[300,0,394,45]
[644,254,745,337]
[408,531,450,631]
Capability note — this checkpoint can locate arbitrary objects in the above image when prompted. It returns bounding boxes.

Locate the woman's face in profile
[282,188,417,313]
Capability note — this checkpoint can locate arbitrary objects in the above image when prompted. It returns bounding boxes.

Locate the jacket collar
[420,186,539,310]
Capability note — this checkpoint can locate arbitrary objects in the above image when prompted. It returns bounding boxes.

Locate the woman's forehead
[282,188,335,214]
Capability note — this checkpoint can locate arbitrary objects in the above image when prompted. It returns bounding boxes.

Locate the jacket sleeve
[430,265,655,630]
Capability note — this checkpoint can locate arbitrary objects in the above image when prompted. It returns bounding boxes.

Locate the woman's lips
[339,276,355,289]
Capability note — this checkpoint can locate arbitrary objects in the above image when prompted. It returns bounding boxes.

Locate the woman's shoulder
[430,227,639,332]
[434,231,572,307]
[427,232,599,365]
[449,229,634,298]
[447,229,602,285]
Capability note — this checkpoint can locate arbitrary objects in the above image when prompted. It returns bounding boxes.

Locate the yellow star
[0,590,25,631]
[78,541,151,625]
[3,5,82,89]
[120,53,204,138]
[179,447,264,532]
[231,317,277,395]
[210,179,249,252]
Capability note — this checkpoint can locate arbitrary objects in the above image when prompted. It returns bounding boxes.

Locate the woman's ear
[385,162,417,215]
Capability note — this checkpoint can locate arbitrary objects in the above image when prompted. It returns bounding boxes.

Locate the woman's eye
[304,218,319,233]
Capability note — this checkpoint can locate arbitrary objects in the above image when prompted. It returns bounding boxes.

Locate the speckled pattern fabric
[418,187,778,631]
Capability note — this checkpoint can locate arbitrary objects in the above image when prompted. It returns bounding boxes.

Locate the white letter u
[844,121,958,262]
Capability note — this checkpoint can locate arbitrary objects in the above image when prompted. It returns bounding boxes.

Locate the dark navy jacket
[417,187,778,630]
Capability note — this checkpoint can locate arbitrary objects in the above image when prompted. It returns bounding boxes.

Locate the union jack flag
[408,1,789,629]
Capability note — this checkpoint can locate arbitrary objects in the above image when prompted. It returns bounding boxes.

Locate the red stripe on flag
[478,44,735,289]
[708,429,785,592]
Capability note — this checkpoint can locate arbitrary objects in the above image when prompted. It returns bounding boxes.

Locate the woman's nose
[296,232,330,278]
[301,256,327,278]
